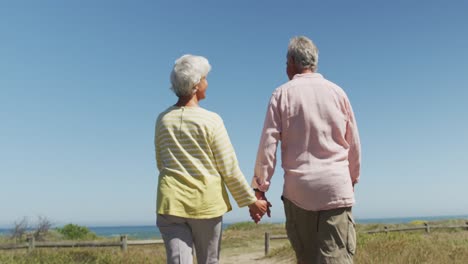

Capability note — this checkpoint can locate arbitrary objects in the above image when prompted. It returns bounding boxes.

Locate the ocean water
[0,226,161,239]
[89,225,161,239]
[0,224,230,240]
[1,215,467,239]
[0,225,162,239]
[355,214,468,224]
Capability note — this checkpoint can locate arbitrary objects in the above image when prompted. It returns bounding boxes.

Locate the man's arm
[249,92,281,222]
[251,92,282,191]
[345,99,361,185]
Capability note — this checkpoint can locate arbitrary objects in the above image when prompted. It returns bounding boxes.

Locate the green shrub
[56,224,97,240]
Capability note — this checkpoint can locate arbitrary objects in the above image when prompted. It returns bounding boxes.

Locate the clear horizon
[2,213,468,230]
[1,1,467,227]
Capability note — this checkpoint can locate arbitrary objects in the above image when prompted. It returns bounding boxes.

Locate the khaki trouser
[283,196,356,264]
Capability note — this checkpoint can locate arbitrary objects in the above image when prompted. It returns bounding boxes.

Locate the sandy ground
[219,240,294,264]
[219,252,294,264]
[220,251,270,263]
[221,251,293,263]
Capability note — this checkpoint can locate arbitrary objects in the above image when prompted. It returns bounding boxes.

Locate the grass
[1,219,468,263]
[264,231,468,263]
[0,231,167,264]
[263,219,468,264]
[0,246,167,264]
[354,231,468,263]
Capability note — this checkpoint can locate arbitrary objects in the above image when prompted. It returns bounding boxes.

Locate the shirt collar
[292,72,323,80]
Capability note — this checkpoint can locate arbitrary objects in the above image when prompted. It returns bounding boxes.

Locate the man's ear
[288,56,295,65]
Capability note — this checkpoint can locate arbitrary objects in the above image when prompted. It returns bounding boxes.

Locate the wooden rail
[264,233,288,256]
[366,222,468,234]
[0,235,164,252]
[263,221,468,255]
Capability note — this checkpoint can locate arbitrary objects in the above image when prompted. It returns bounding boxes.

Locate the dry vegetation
[265,219,468,264]
[1,219,468,263]
[0,246,167,264]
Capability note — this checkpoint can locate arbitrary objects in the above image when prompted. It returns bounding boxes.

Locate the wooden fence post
[120,235,128,252]
[27,235,35,253]
[424,223,430,233]
[264,232,270,256]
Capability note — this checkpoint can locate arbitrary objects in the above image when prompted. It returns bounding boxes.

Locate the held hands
[248,200,268,224]
[248,190,272,224]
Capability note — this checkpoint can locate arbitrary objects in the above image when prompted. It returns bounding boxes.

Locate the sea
[1,215,467,239]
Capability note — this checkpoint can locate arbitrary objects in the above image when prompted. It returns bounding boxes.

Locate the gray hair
[287,36,319,72]
[170,54,211,97]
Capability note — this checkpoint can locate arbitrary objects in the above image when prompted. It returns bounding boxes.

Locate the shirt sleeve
[155,121,163,172]
[211,119,257,207]
[344,98,361,184]
[251,92,282,192]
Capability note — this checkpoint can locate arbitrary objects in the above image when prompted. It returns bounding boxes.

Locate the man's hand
[255,190,272,217]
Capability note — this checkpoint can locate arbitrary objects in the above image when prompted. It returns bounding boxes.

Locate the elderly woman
[155,54,267,264]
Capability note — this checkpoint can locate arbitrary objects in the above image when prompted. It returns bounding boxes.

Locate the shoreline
[1,214,468,238]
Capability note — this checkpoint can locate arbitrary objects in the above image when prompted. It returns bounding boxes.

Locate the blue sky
[1,1,467,227]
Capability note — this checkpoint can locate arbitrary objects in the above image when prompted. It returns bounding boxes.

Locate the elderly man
[251,36,361,264]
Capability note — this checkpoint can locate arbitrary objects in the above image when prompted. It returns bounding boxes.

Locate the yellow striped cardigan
[155,106,256,218]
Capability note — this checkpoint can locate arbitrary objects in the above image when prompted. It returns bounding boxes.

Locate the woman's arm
[210,120,257,207]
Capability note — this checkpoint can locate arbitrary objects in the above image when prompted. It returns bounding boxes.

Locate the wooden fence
[0,235,164,252]
[264,233,288,256]
[3,222,468,255]
[263,221,468,255]
[366,222,468,234]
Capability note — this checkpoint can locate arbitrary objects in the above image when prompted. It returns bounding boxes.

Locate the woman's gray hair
[170,54,211,97]
[287,36,319,72]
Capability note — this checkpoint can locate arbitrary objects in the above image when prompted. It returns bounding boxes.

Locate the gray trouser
[157,214,223,264]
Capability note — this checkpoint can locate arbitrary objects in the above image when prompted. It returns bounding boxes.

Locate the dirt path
[219,237,292,263]
[220,251,270,263]
[220,249,293,264]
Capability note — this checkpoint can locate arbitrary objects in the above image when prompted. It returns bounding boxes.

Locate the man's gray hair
[287,36,319,72]
[170,54,211,97]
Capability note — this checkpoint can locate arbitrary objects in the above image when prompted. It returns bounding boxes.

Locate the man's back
[254,72,361,211]
[252,35,360,264]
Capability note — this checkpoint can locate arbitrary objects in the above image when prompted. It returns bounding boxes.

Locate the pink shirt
[252,73,361,211]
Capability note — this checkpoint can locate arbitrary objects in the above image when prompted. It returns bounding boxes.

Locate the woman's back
[155,106,233,218]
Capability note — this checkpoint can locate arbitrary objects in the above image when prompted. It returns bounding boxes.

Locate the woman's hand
[248,200,268,224]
